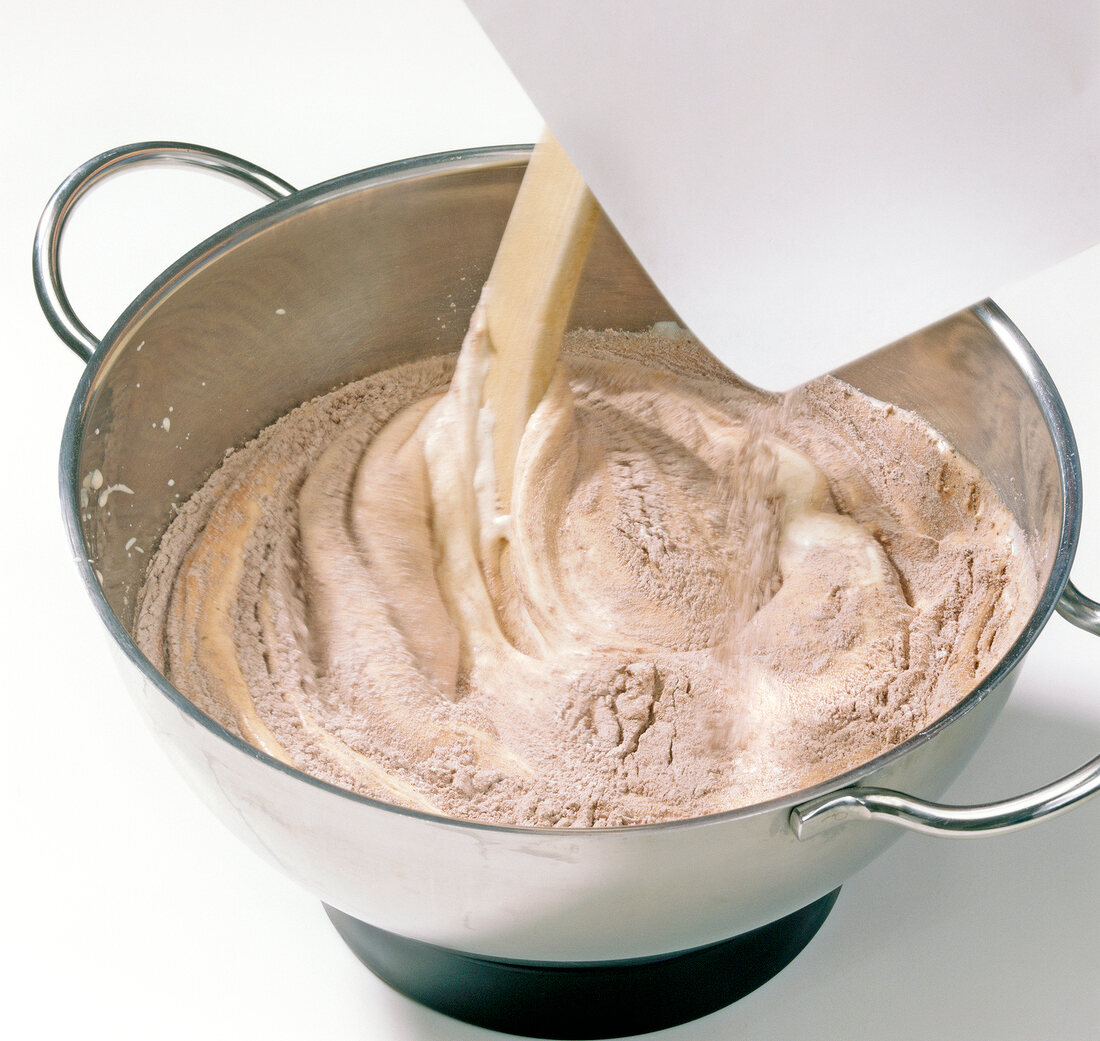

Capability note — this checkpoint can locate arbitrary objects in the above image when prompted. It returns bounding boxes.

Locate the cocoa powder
[135,327,1036,825]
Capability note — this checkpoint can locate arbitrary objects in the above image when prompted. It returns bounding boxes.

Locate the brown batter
[135,320,1036,826]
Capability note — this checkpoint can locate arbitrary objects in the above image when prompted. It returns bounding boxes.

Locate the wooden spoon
[481,129,599,509]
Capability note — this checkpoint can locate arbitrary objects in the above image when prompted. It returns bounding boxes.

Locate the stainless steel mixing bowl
[37,142,1100,1036]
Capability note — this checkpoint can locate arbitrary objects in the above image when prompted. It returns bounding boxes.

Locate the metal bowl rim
[57,144,1082,839]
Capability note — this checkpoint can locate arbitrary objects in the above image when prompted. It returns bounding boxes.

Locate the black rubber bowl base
[324,887,840,1039]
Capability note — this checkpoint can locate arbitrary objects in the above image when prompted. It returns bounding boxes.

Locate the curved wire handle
[791,580,1100,838]
[33,141,297,362]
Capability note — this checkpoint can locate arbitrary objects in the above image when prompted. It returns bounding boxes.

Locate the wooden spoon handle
[482,129,599,508]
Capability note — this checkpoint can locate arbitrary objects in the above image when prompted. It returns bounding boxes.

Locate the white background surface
[3,2,1099,1038]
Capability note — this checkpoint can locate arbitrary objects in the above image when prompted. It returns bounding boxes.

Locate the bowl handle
[791,581,1100,839]
[33,141,297,362]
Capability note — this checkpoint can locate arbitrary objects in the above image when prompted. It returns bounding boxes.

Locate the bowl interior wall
[71,157,1060,636]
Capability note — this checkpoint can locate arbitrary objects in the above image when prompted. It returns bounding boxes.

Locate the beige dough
[136,316,1036,826]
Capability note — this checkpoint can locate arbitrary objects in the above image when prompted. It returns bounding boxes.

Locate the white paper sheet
[466,1,1100,390]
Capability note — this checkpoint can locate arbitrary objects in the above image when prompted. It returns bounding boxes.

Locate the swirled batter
[135,317,1036,825]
